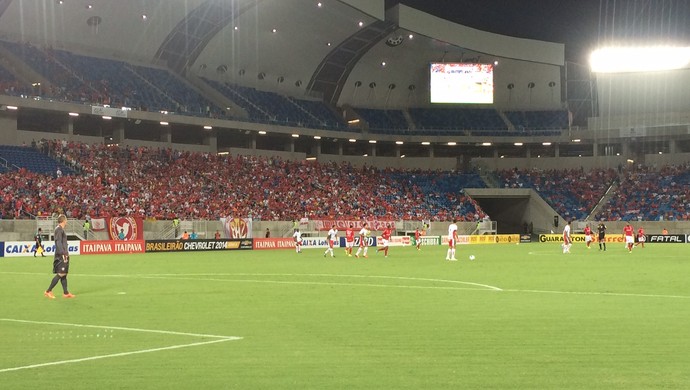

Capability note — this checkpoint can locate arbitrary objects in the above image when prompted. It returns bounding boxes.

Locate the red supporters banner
[90,218,106,231]
[107,216,144,240]
[253,238,296,250]
[220,217,253,238]
[81,240,145,255]
[313,219,394,231]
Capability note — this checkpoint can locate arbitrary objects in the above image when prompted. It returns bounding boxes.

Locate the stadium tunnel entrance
[465,189,561,235]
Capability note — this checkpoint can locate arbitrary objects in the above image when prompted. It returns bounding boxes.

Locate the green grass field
[1,242,689,389]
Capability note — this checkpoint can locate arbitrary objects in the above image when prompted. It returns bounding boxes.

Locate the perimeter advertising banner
[441,235,520,245]
[107,216,144,241]
[415,236,441,246]
[254,238,295,250]
[338,236,377,248]
[145,239,253,253]
[539,234,625,243]
[647,234,686,243]
[3,240,81,257]
[80,240,145,255]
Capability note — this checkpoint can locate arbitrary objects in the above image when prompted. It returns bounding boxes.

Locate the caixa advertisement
[3,241,81,257]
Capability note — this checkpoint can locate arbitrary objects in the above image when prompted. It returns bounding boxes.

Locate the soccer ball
[469,255,475,261]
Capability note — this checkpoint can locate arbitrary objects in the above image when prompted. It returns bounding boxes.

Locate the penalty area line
[0,318,242,340]
[0,338,234,374]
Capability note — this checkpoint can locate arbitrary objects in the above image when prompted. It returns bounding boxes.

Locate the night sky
[388,0,690,64]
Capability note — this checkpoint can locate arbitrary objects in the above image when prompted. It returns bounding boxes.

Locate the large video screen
[430,63,494,104]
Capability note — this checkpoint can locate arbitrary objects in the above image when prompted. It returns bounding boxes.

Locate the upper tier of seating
[409,108,507,131]
[504,110,569,131]
[0,40,569,135]
[353,108,408,133]
[202,78,346,129]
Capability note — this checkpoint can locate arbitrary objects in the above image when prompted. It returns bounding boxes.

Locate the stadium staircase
[586,180,619,221]
[497,110,516,131]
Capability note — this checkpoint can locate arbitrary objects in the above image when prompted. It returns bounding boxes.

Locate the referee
[597,220,607,251]
[44,215,75,299]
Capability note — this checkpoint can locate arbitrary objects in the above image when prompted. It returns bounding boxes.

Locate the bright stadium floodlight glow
[395,141,404,145]
[313,135,321,140]
[258,131,267,135]
[421,141,430,145]
[349,139,356,143]
[6,105,17,110]
[481,142,492,146]
[68,112,79,117]
[447,142,456,146]
[514,142,523,146]
[291,134,299,138]
[590,46,690,73]
[369,140,376,144]
[542,142,551,146]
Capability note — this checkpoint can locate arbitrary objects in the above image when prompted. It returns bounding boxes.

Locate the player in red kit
[623,223,634,253]
[583,224,593,249]
[415,227,422,251]
[636,227,645,248]
[345,223,355,257]
[377,224,392,257]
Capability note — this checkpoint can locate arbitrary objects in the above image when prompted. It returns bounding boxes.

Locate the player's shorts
[295,240,302,246]
[625,236,634,244]
[598,235,605,241]
[52,256,70,274]
[346,240,354,248]
[585,235,592,243]
[448,238,455,248]
[638,235,646,242]
[563,236,571,245]
[329,239,336,248]
[380,238,389,247]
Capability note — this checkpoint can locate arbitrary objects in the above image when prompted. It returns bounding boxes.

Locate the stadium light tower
[590,46,690,73]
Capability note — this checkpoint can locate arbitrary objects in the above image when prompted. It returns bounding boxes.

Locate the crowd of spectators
[0,140,486,222]
[595,163,690,221]
[500,167,618,220]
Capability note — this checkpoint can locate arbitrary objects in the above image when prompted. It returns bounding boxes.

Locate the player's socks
[60,276,69,294]
[47,275,60,292]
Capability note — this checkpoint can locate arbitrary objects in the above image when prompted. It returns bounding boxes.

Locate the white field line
[3,271,690,299]
[501,288,690,299]
[0,318,241,339]
[0,338,233,374]
[0,318,242,374]
[0,271,502,292]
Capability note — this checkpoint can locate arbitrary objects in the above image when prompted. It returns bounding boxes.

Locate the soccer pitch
[1,243,689,389]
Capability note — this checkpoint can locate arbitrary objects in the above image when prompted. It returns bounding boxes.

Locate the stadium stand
[596,164,690,222]
[353,108,409,133]
[0,145,75,177]
[504,110,569,133]
[0,140,487,221]
[409,107,507,133]
[500,168,617,221]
